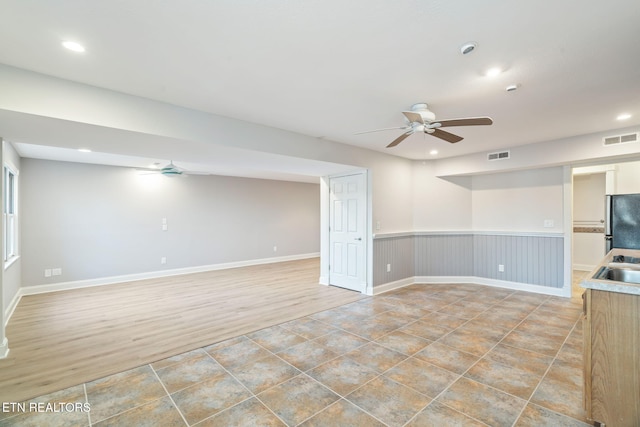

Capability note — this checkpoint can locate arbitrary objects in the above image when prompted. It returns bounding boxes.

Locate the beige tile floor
[0,277,591,427]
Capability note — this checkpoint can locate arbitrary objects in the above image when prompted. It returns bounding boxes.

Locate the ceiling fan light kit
[360,103,493,148]
[460,42,477,55]
[138,161,210,177]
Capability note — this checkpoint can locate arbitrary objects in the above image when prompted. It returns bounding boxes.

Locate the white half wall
[412,161,472,231]
[471,167,565,233]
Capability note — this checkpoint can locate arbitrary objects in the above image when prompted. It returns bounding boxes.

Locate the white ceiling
[1,0,640,174]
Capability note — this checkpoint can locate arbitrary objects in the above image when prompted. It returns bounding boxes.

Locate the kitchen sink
[611,255,640,264]
[594,266,640,284]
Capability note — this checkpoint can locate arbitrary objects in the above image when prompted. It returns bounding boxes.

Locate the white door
[329,173,366,292]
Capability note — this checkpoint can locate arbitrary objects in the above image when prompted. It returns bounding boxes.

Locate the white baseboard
[573,264,596,272]
[18,253,320,298]
[0,337,8,359]
[4,288,22,327]
[318,275,329,286]
[375,276,570,298]
[372,277,415,295]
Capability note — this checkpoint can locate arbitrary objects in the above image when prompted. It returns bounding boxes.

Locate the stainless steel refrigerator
[605,193,640,252]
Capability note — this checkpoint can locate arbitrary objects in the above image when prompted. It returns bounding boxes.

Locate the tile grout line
[251,290,570,425]
[290,375,390,427]
[393,287,519,426]
[512,315,585,426]
[245,327,393,426]
[83,383,92,427]
[280,303,407,426]
[84,363,177,425]
[263,339,408,427]
[149,364,190,427]
[201,339,290,427]
[84,365,175,426]
[300,288,517,425]
[416,294,552,426]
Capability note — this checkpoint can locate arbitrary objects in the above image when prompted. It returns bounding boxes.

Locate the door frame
[563,160,640,297]
[319,169,372,295]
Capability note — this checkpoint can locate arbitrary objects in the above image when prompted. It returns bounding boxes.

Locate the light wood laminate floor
[0,258,364,403]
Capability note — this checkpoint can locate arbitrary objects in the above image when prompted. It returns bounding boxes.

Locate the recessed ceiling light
[617,113,632,121]
[460,42,477,55]
[78,148,91,153]
[486,67,502,77]
[430,149,438,156]
[62,41,85,53]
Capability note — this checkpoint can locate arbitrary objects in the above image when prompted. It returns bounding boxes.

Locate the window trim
[4,163,18,268]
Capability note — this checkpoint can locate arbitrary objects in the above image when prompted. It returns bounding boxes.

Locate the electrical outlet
[376,221,381,231]
[162,218,168,231]
[273,246,277,252]
[386,263,391,272]
[544,219,554,228]
[161,257,167,264]
[44,269,52,278]
[498,264,505,273]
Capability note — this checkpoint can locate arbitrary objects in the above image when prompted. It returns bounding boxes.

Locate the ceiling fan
[138,161,209,177]
[357,103,493,148]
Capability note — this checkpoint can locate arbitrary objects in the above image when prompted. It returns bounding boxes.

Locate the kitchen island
[581,248,640,427]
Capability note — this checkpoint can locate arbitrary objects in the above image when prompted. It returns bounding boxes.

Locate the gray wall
[374,233,564,288]
[21,159,320,286]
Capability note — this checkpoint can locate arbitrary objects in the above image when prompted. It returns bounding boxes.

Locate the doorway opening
[570,159,640,296]
[320,170,370,294]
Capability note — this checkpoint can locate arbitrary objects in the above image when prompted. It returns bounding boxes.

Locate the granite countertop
[581,248,640,296]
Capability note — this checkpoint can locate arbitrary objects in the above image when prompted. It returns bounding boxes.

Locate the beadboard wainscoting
[372,234,415,287]
[415,233,474,277]
[472,233,564,287]
[373,232,565,294]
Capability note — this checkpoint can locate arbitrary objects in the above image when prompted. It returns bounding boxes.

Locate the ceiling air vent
[487,150,510,161]
[603,133,638,146]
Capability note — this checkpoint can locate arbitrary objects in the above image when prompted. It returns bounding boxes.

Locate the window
[4,165,17,263]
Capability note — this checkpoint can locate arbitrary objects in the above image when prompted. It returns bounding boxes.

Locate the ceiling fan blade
[435,117,493,127]
[430,128,463,143]
[387,131,413,148]
[402,111,425,124]
[354,126,409,135]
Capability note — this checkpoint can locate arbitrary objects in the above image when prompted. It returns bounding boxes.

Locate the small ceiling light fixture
[62,40,86,53]
[430,149,438,156]
[78,148,91,153]
[485,67,502,77]
[460,42,477,55]
[506,84,519,92]
[617,113,632,121]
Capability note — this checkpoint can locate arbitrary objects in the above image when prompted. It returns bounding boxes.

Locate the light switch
[544,220,554,228]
